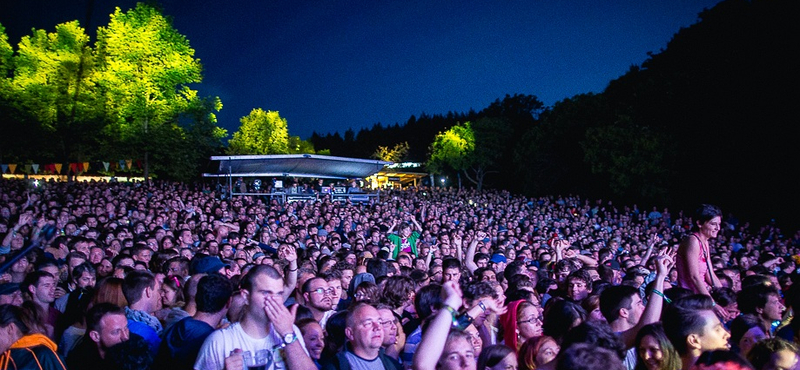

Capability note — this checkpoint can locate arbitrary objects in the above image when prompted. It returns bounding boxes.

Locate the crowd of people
[1,178,800,370]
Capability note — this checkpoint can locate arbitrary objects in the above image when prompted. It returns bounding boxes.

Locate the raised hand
[265,296,297,336]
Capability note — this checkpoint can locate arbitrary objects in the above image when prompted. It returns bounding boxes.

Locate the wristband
[651,289,672,304]
[442,305,459,327]
[477,301,487,312]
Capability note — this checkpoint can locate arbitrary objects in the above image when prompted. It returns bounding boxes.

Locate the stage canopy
[204,154,391,179]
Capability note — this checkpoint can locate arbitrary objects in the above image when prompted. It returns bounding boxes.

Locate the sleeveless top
[675,233,709,293]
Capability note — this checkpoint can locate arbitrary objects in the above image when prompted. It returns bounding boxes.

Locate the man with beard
[303,277,334,327]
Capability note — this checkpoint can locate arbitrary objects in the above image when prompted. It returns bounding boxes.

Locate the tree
[287,136,317,154]
[95,3,204,181]
[7,21,101,162]
[372,142,409,163]
[227,108,289,154]
[0,23,12,95]
[427,118,511,190]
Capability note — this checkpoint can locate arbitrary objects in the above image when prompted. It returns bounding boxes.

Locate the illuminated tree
[428,118,511,190]
[95,3,204,181]
[373,142,409,162]
[227,108,289,154]
[6,21,102,162]
[0,23,12,95]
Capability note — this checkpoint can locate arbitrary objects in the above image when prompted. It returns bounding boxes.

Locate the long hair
[93,277,129,308]
[477,344,515,370]
[519,335,558,370]
[634,323,681,370]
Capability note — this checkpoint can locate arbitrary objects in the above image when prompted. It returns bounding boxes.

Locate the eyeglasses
[358,319,395,329]
[307,288,335,296]
[517,315,543,325]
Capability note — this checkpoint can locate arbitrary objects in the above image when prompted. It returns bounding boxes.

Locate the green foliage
[581,115,673,199]
[428,117,511,190]
[7,21,102,161]
[373,142,409,162]
[287,135,317,154]
[0,23,12,94]
[427,122,474,174]
[227,108,290,154]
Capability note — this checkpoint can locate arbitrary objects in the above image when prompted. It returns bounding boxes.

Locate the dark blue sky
[2,0,721,139]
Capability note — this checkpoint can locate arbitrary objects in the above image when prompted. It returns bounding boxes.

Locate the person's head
[165,257,190,279]
[354,281,380,304]
[380,275,415,310]
[0,304,29,353]
[415,283,443,319]
[86,303,130,358]
[195,273,233,314]
[302,277,333,313]
[634,323,681,370]
[375,304,398,348]
[21,270,56,305]
[71,262,97,290]
[477,344,516,370]
[122,270,161,312]
[747,338,799,370]
[0,283,23,306]
[600,285,644,326]
[555,343,625,370]
[519,335,560,370]
[542,299,586,343]
[561,321,627,361]
[730,314,768,356]
[693,204,723,237]
[437,330,477,370]
[320,271,343,308]
[159,275,185,309]
[442,258,462,283]
[567,270,593,302]
[93,277,129,307]
[297,318,325,360]
[738,284,785,322]
[662,295,730,357]
[345,303,384,356]
[239,265,285,322]
[692,350,754,370]
[517,301,544,342]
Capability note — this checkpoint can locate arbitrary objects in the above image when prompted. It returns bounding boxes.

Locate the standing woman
[675,204,728,318]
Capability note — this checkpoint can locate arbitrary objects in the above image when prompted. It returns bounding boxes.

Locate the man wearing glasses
[321,303,402,370]
[302,277,335,327]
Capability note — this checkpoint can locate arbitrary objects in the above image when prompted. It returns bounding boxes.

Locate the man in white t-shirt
[194,265,313,370]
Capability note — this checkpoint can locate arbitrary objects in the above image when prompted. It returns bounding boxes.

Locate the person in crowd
[302,277,335,327]
[730,314,768,356]
[500,299,543,352]
[0,304,67,370]
[194,265,313,370]
[555,343,625,370]
[675,204,728,319]
[153,273,232,370]
[746,338,799,370]
[634,323,681,370]
[66,303,131,370]
[320,303,401,370]
[476,344,517,370]
[297,318,325,369]
[519,335,560,370]
[122,270,163,355]
[0,283,23,306]
[737,283,785,338]
[662,295,731,370]
[20,270,59,339]
[54,262,96,313]
[413,281,476,370]
[155,274,190,329]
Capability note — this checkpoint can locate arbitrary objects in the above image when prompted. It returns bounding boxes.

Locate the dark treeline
[310,0,800,229]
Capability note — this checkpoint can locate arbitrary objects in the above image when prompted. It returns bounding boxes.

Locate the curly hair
[380,275,414,309]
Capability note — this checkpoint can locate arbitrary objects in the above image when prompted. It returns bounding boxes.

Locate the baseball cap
[490,254,507,264]
[191,256,229,275]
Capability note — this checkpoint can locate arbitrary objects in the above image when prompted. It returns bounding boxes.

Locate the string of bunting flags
[0,160,143,175]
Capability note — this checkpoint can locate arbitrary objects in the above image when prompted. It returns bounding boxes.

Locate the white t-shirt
[194,322,308,370]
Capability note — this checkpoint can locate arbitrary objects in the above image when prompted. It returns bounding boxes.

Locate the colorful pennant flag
[32,164,39,174]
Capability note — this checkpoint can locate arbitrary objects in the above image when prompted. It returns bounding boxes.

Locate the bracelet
[652,289,672,304]
[477,301,487,312]
[442,305,459,327]
[287,267,298,272]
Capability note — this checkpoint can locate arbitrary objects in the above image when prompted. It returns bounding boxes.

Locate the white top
[194,322,308,370]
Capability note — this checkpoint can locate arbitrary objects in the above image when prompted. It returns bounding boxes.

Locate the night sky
[2,0,722,139]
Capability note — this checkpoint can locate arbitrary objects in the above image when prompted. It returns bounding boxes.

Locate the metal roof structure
[204,154,391,179]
